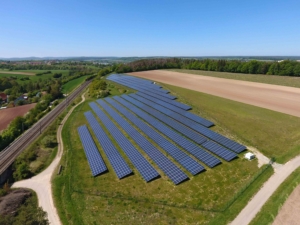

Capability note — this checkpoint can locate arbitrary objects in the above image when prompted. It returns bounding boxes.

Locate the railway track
[0,80,91,175]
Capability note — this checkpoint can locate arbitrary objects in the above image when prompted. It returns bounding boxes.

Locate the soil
[0,103,36,131]
[0,188,32,216]
[272,185,300,225]
[0,71,35,76]
[128,70,300,118]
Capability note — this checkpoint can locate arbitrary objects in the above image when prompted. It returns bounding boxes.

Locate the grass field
[0,70,69,83]
[52,82,278,225]
[163,84,300,164]
[249,167,300,225]
[61,76,89,94]
[168,69,300,88]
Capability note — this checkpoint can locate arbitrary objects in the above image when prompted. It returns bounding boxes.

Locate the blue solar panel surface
[104,97,206,175]
[107,74,191,110]
[136,92,214,127]
[93,100,188,185]
[84,111,132,179]
[127,94,246,153]
[77,125,107,177]
[107,75,177,100]
[113,96,226,165]
[86,107,159,182]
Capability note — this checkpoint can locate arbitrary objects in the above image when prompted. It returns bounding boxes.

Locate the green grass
[0,70,69,83]
[53,83,276,224]
[168,69,300,88]
[61,75,89,94]
[249,167,300,225]
[163,84,300,163]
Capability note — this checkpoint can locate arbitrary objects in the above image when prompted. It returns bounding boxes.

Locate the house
[14,94,28,105]
[0,93,7,103]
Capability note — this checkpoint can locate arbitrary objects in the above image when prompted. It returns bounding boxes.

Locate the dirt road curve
[12,93,86,225]
[231,156,300,225]
[129,70,300,118]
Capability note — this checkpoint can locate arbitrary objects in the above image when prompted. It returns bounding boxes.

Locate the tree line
[116,58,300,76]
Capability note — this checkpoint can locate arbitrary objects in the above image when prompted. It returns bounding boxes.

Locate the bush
[41,136,57,148]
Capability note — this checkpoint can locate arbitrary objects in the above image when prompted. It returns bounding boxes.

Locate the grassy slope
[61,75,89,94]
[53,83,276,224]
[168,69,300,88]
[163,84,300,163]
[250,167,300,225]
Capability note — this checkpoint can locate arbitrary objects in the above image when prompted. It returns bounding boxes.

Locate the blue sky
[1,0,299,57]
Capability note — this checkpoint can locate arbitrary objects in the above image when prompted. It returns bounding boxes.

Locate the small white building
[245,152,255,160]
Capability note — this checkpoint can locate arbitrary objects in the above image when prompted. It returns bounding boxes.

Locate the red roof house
[0,93,7,102]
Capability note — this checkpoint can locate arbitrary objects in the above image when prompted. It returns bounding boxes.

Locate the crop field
[0,104,36,131]
[61,75,89,94]
[168,69,300,88]
[53,80,277,225]
[0,70,70,83]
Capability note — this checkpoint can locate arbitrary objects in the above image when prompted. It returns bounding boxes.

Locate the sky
[1,0,300,57]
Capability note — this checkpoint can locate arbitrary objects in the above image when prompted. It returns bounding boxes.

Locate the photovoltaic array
[87,103,160,182]
[77,125,107,177]
[84,111,132,179]
[77,74,247,185]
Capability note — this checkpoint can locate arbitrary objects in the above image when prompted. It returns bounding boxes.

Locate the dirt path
[128,70,300,118]
[0,70,35,75]
[231,156,300,225]
[12,92,86,225]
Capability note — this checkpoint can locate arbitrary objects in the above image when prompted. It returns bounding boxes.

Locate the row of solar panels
[107,74,192,110]
[77,74,246,184]
[125,93,246,153]
[78,96,242,185]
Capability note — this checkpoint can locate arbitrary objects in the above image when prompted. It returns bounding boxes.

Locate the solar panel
[127,94,246,153]
[85,109,159,182]
[91,100,189,185]
[113,96,226,165]
[77,125,107,176]
[104,97,206,175]
[84,111,132,179]
[121,95,207,144]
[107,74,191,110]
[107,75,177,100]
[135,92,214,127]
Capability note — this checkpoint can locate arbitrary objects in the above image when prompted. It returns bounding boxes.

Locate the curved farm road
[12,92,86,225]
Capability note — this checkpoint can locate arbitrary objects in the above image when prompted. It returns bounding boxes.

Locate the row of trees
[116,58,300,76]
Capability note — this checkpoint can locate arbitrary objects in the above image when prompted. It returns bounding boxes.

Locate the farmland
[168,69,300,88]
[0,104,36,131]
[61,75,89,94]
[53,79,277,225]
[0,70,70,83]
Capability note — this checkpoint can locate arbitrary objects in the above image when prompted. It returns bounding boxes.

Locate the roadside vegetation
[0,185,49,225]
[53,81,275,224]
[250,167,300,225]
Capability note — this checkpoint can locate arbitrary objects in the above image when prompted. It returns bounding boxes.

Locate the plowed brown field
[128,70,300,118]
[0,104,36,131]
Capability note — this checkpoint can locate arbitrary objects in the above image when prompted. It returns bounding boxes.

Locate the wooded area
[116,58,300,76]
